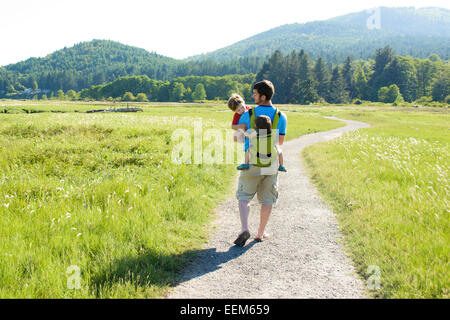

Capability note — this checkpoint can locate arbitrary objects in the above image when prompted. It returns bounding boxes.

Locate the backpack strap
[249,107,256,129]
[272,108,280,132]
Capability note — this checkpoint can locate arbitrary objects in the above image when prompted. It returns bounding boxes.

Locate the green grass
[302,107,449,298]
[0,101,342,298]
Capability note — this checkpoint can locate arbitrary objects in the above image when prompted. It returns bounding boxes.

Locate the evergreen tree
[369,46,395,100]
[292,52,318,104]
[354,64,370,100]
[342,57,355,100]
[313,57,331,101]
[328,66,349,104]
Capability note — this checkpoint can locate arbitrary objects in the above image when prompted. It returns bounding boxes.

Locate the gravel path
[168,117,370,298]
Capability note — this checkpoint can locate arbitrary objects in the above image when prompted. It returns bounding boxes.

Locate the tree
[171,82,186,101]
[57,89,65,100]
[122,91,135,101]
[383,57,418,102]
[369,46,395,100]
[66,89,77,100]
[378,84,403,103]
[313,57,331,101]
[342,57,355,100]
[416,59,437,98]
[294,51,318,104]
[431,73,450,102]
[192,83,206,101]
[328,66,349,104]
[136,93,149,102]
[354,65,369,100]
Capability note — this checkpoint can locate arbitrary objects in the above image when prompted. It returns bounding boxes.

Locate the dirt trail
[168,117,370,298]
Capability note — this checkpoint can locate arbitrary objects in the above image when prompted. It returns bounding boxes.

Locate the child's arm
[232,123,247,130]
[233,128,245,142]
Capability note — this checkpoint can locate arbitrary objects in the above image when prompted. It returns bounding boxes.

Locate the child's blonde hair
[227,94,245,112]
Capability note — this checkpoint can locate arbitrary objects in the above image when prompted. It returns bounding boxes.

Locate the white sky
[1,0,449,66]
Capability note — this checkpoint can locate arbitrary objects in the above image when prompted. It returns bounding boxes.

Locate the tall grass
[302,109,449,298]
[0,103,342,298]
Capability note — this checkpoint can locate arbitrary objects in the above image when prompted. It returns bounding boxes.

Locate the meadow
[0,100,343,298]
[302,106,449,298]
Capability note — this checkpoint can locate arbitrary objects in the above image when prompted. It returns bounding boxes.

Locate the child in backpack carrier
[237,115,287,172]
[228,94,286,172]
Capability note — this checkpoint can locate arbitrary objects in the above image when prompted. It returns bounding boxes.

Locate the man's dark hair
[255,115,272,134]
[253,80,275,101]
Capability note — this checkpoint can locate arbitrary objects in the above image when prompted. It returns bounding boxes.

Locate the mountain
[188,7,450,63]
[0,40,262,94]
[5,39,177,76]
[1,7,449,96]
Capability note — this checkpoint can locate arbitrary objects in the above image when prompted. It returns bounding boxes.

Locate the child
[228,94,250,132]
[227,94,286,172]
[246,115,287,172]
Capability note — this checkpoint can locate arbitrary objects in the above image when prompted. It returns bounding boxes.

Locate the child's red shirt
[232,105,250,125]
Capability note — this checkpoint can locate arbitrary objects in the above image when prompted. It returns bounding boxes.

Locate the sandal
[254,233,271,242]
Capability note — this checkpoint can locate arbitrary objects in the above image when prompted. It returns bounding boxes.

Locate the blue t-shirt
[238,105,287,151]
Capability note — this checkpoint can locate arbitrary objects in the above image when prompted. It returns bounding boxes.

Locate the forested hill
[1,6,449,96]
[189,7,450,63]
[0,40,263,93]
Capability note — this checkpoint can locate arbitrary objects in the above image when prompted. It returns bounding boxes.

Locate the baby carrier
[248,107,281,167]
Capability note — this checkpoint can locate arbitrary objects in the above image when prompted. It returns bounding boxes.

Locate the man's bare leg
[238,200,250,233]
[256,204,272,238]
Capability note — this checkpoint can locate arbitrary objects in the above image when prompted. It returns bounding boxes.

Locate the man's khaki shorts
[236,166,279,205]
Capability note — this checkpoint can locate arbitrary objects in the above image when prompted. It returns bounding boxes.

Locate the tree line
[1,45,448,105]
[34,74,255,103]
[256,46,449,105]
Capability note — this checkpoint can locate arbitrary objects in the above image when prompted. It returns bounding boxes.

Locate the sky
[1,0,449,66]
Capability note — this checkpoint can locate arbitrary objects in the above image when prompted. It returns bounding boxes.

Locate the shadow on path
[90,241,257,296]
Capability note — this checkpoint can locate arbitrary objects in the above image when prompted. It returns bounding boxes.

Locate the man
[233,80,287,246]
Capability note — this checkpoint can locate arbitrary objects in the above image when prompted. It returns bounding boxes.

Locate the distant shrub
[136,93,149,102]
[122,92,135,101]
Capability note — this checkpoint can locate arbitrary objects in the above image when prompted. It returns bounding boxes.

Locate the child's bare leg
[278,152,283,166]
[278,151,287,172]
[244,150,250,164]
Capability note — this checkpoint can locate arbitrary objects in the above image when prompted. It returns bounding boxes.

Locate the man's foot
[233,231,250,247]
[278,165,287,172]
[254,233,271,242]
[237,163,250,170]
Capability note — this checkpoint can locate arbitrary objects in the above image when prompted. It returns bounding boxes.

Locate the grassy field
[0,100,343,298]
[302,107,449,298]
